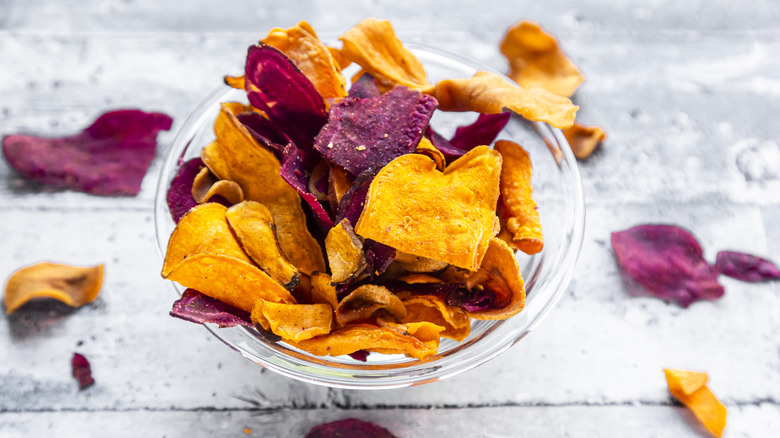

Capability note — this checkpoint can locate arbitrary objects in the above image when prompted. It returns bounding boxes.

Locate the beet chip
[71,353,95,390]
[449,112,511,150]
[305,419,397,438]
[715,251,780,282]
[281,143,335,229]
[611,225,724,307]
[170,289,253,328]
[314,86,438,176]
[348,73,382,99]
[166,158,205,223]
[3,109,172,196]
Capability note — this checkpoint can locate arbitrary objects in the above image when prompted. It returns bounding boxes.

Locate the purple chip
[336,173,374,226]
[169,289,253,328]
[715,251,780,282]
[348,350,370,362]
[384,280,464,297]
[71,353,95,390]
[449,112,511,150]
[348,73,381,99]
[2,109,172,196]
[305,419,397,438]
[446,287,497,312]
[235,110,289,158]
[611,224,724,307]
[364,240,396,277]
[166,158,204,223]
[426,126,468,163]
[280,143,335,229]
[314,86,438,176]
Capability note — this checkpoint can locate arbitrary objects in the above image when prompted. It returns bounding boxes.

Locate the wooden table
[1,1,779,436]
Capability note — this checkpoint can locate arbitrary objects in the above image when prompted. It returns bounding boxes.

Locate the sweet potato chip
[348,72,382,99]
[167,158,206,223]
[433,71,578,129]
[394,251,448,273]
[251,300,332,342]
[2,109,172,196]
[191,167,244,205]
[208,102,325,275]
[563,122,606,160]
[308,161,329,202]
[715,250,780,282]
[664,369,727,437]
[355,147,501,271]
[335,284,406,326]
[414,137,446,171]
[449,113,511,151]
[328,164,353,213]
[495,140,543,255]
[363,240,396,277]
[226,201,301,290]
[336,173,373,226]
[463,238,526,320]
[72,353,95,390]
[161,203,250,277]
[224,75,245,90]
[310,272,340,310]
[4,262,104,314]
[280,143,335,229]
[235,110,290,158]
[325,219,368,284]
[262,20,348,104]
[291,323,440,360]
[170,289,252,328]
[402,294,470,341]
[314,86,438,176]
[338,18,432,93]
[500,21,585,98]
[165,253,295,312]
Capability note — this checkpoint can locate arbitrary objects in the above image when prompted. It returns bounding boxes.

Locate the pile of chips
[162,18,576,360]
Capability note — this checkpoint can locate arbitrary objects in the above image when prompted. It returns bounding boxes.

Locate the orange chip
[191,167,244,205]
[4,262,104,314]
[664,369,727,437]
[324,219,367,284]
[328,164,352,213]
[224,75,245,90]
[563,121,606,160]
[263,20,348,104]
[402,295,470,341]
[338,18,432,93]
[161,203,251,277]
[465,238,526,320]
[394,251,448,273]
[292,323,441,360]
[226,201,301,290]
[310,272,339,311]
[433,71,578,129]
[500,21,584,98]
[396,273,443,284]
[206,102,325,275]
[355,147,501,271]
[494,140,542,255]
[165,253,296,312]
[251,300,332,342]
[335,284,407,326]
[414,137,446,171]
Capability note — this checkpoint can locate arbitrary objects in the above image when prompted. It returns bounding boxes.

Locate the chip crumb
[327,142,334,149]
[384,133,388,138]
[356,145,367,151]
[244,428,252,435]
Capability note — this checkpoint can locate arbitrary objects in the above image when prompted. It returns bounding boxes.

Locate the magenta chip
[449,112,511,150]
[71,352,95,390]
[166,158,204,223]
[304,419,397,438]
[715,250,780,282]
[611,224,724,307]
[170,289,252,328]
[280,143,335,229]
[3,109,172,196]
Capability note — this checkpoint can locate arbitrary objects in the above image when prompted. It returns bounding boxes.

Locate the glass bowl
[154,42,585,389]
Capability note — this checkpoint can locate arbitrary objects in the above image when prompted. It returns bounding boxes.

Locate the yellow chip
[291,323,442,360]
[191,167,244,205]
[165,253,295,312]
[500,21,584,98]
[263,20,348,104]
[207,102,325,276]
[223,75,245,90]
[4,262,104,314]
[402,295,470,341]
[563,121,606,160]
[664,369,727,438]
[465,238,526,320]
[338,18,432,93]
[433,71,578,129]
[251,300,332,342]
[324,219,367,284]
[335,284,407,326]
[494,140,543,255]
[310,272,339,311]
[355,147,501,271]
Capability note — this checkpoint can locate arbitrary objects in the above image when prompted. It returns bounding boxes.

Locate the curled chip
[715,250,780,282]
[305,419,398,438]
[71,353,95,390]
[280,143,334,229]
[226,201,301,290]
[348,72,382,99]
[165,253,296,312]
[414,137,446,171]
[292,323,441,360]
[463,238,526,320]
[161,203,251,277]
[2,109,172,196]
[355,147,501,271]
[314,86,438,177]
[563,122,606,160]
[167,158,206,223]
[310,272,340,310]
[335,284,407,326]
[433,71,578,129]
[449,112,511,151]
[495,140,543,255]
[4,262,104,314]
[664,369,727,438]
[338,18,432,93]
[500,21,584,98]
[170,289,252,328]
[263,20,348,104]
[325,219,368,284]
[308,161,330,202]
[205,102,325,275]
[402,295,470,341]
[394,251,448,273]
[224,75,245,90]
[251,300,332,342]
[191,167,244,205]
[328,164,353,213]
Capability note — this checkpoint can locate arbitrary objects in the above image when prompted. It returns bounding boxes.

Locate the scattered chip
[715,250,780,282]
[664,369,727,437]
[2,109,172,196]
[304,419,397,438]
[325,219,368,284]
[170,288,253,327]
[335,284,407,326]
[191,167,244,205]
[4,262,104,314]
[355,147,501,271]
[338,18,432,93]
[433,71,578,129]
[563,121,606,159]
[72,353,95,390]
[252,300,332,342]
[494,140,543,255]
[462,238,526,319]
[611,225,724,307]
[500,21,584,98]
